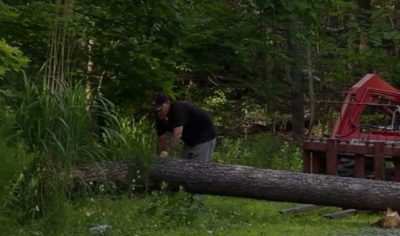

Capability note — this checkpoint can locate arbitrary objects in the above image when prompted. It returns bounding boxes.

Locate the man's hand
[159,151,169,158]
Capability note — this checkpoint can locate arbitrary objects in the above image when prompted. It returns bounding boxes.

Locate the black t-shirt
[156,101,216,147]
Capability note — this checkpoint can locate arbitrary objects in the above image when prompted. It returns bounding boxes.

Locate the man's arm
[157,134,168,154]
[167,126,183,152]
[156,126,183,154]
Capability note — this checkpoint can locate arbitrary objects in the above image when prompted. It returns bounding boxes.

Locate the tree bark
[72,158,400,211]
[394,0,400,55]
[356,0,371,50]
[287,20,305,145]
[306,42,315,138]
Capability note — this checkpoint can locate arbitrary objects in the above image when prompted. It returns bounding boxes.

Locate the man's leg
[182,139,216,210]
[182,138,216,162]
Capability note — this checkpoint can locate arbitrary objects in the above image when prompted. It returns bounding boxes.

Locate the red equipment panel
[331,74,400,143]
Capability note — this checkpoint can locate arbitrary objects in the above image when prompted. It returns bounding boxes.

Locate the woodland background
[1,1,400,235]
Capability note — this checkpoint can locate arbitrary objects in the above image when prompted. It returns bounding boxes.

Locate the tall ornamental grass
[8,76,155,226]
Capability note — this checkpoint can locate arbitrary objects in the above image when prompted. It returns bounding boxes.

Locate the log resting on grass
[72,158,400,211]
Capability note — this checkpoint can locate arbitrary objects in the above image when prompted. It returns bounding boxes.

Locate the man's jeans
[181,138,216,162]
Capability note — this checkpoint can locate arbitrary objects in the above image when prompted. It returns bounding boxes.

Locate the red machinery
[303,74,400,181]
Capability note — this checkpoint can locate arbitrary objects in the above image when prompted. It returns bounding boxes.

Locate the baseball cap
[154,93,169,110]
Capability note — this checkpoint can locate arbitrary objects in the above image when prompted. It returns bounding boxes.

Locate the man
[154,93,216,162]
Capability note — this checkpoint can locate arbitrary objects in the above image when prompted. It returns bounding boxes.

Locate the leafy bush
[0,105,40,231]
[0,106,31,204]
[0,38,29,78]
[138,185,204,228]
[213,134,302,171]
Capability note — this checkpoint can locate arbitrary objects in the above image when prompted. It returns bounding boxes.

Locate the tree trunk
[356,0,371,50]
[287,17,305,145]
[72,158,400,211]
[306,42,315,137]
[394,0,400,55]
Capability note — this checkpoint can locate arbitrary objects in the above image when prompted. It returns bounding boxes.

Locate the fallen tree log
[71,158,400,211]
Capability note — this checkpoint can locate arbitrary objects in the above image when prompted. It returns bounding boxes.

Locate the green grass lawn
[3,192,397,236]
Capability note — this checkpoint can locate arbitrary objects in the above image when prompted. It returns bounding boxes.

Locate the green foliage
[198,89,289,138]
[178,1,290,107]
[0,39,29,78]
[214,134,302,172]
[0,2,52,75]
[3,0,400,113]
[100,114,156,180]
[0,106,41,226]
[0,106,31,203]
[138,185,202,228]
[200,89,229,128]
[74,0,184,106]
[179,1,249,75]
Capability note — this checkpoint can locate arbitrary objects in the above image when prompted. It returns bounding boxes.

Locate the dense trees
[1,0,400,139]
